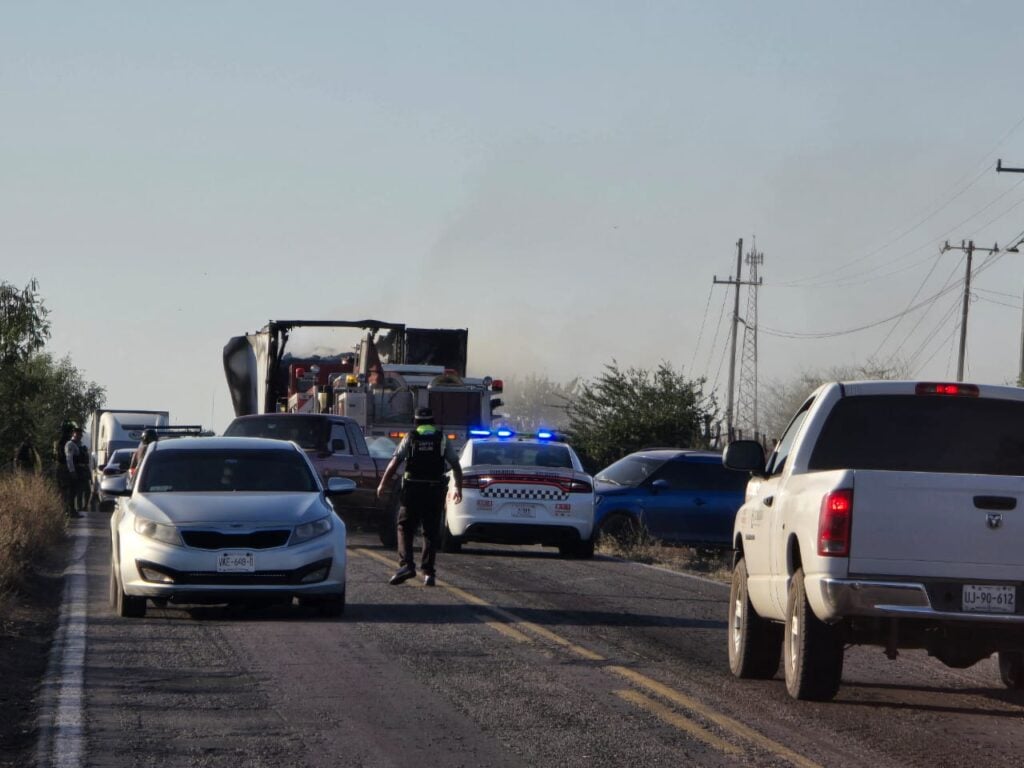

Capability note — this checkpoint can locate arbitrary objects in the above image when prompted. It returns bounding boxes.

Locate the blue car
[593,449,748,548]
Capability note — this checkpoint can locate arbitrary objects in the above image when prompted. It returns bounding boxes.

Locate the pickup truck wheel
[728,558,782,679]
[784,567,843,700]
[998,651,1024,689]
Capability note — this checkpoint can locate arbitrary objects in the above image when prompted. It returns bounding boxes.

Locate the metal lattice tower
[735,242,763,440]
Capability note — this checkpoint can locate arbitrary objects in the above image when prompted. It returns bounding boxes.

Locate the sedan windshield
[595,455,665,487]
[139,450,318,492]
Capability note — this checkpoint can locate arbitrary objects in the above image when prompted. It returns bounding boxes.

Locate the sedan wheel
[999,651,1024,689]
[113,558,147,618]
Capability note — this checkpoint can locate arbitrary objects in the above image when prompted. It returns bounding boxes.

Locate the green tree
[0,280,104,468]
[566,362,716,472]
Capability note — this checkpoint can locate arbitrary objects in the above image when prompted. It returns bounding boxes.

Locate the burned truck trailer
[223,320,503,448]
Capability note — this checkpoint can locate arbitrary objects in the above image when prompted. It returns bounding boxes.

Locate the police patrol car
[442,429,596,558]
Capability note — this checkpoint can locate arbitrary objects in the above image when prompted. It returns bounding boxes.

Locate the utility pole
[996,162,1024,386]
[941,239,999,381]
[713,238,759,441]
[736,243,764,441]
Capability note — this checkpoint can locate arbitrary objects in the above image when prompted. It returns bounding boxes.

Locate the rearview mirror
[651,478,670,493]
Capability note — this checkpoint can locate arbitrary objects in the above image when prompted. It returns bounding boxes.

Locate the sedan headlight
[291,515,333,545]
[133,516,182,546]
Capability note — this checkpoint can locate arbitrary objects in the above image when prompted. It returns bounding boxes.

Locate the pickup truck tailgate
[849,470,1024,580]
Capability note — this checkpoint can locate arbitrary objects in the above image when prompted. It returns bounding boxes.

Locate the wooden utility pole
[713,238,759,441]
[941,239,999,381]
[996,161,1024,385]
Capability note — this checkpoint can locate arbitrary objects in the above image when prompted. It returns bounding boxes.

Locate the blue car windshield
[139,450,318,493]
[595,456,664,487]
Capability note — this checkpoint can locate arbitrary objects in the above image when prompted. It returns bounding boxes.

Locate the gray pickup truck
[224,413,399,545]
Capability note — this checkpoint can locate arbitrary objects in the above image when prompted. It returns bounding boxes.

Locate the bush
[0,471,66,594]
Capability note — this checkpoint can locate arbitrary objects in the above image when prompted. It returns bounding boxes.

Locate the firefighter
[377,407,463,586]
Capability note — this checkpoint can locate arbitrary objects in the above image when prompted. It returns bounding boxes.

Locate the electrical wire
[775,110,1024,289]
[881,256,965,367]
[688,284,714,376]
[702,287,730,381]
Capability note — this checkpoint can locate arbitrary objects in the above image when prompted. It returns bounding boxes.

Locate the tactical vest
[404,426,445,482]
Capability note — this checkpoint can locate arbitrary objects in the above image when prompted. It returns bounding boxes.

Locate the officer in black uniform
[377,408,463,586]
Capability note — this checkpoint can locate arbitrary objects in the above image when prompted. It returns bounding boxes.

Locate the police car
[442,429,595,558]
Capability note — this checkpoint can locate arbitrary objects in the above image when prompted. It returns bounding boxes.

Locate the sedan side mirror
[650,478,671,494]
[326,477,356,496]
[100,475,130,497]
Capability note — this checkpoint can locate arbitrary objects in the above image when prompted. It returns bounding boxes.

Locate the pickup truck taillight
[818,489,853,557]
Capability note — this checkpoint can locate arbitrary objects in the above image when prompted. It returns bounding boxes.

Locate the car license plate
[217,551,255,573]
[962,584,1015,613]
[511,504,536,519]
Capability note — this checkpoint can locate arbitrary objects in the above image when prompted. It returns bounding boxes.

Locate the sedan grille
[181,530,291,550]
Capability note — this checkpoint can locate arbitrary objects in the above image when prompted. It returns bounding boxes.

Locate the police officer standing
[377,408,463,586]
[129,428,158,477]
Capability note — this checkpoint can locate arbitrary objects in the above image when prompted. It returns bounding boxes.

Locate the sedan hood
[129,492,327,526]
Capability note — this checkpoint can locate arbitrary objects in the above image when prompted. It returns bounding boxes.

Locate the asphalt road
[38,516,1024,767]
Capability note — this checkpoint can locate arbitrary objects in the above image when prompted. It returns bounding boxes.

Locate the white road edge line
[35,524,90,768]
[599,553,731,590]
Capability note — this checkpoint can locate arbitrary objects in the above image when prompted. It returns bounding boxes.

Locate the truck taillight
[818,489,852,557]
[915,382,979,397]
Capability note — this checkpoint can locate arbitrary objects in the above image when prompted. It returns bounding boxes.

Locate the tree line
[0,280,105,470]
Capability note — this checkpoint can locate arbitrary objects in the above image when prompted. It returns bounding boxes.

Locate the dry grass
[0,472,66,596]
[596,527,733,583]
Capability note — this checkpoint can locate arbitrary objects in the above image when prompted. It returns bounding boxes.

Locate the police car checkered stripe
[482,486,568,501]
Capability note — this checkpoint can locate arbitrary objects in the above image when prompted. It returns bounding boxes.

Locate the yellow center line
[351,547,821,768]
[614,689,742,756]
[608,665,822,768]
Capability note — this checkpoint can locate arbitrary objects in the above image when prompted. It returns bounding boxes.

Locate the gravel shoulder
[0,536,69,768]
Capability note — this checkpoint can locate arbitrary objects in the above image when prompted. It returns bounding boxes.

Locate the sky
[4,2,1024,434]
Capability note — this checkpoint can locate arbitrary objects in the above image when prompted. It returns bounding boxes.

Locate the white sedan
[103,436,352,618]
[443,433,596,558]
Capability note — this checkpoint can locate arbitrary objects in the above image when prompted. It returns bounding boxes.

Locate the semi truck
[223,319,503,451]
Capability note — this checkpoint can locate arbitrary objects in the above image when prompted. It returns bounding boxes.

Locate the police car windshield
[472,442,572,469]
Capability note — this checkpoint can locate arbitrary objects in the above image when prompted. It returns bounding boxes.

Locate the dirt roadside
[0,538,70,768]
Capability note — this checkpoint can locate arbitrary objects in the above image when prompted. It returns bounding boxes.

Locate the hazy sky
[5,2,1024,432]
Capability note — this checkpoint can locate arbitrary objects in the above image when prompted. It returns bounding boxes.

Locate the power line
[688,283,715,376]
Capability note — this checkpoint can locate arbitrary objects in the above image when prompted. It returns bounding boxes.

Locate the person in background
[376,408,463,587]
[64,427,85,517]
[13,436,41,474]
[129,428,158,477]
[75,438,93,511]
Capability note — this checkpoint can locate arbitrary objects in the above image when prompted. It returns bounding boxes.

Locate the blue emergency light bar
[536,430,554,440]
[469,428,492,437]
[495,428,515,438]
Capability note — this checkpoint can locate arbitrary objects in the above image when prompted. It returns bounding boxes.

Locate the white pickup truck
[723,380,1024,701]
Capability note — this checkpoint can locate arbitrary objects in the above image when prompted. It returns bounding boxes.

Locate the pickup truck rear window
[224,416,327,451]
[808,395,1024,475]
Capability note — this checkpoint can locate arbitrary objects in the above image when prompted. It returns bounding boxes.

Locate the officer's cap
[414,408,435,424]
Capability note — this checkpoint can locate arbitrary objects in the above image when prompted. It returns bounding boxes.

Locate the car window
[808,395,1024,474]
[139,449,318,492]
[224,416,326,451]
[595,455,665,486]
[345,423,369,456]
[329,424,350,455]
[766,399,813,477]
[652,460,747,491]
